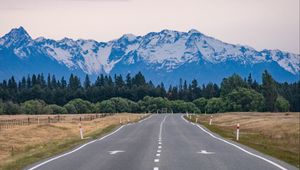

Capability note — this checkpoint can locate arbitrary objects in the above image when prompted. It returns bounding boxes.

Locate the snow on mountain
[0,27,31,48]
[0,27,299,83]
[268,50,299,74]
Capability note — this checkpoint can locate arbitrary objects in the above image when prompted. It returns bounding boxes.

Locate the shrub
[65,98,95,113]
[206,98,226,113]
[64,103,78,114]
[226,88,264,112]
[20,100,46,114]
[3,101,20,115]
[98,100,116,113]
[275,96,290,112]
[170,100,199,113]
[44,104,68,114]
[193,97,207,113]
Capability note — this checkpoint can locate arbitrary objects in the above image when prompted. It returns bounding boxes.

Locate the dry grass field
[0,113,145,170]
[0,114,92,120]
[189,112,300,168]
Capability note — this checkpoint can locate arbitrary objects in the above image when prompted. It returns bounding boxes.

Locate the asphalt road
[27,114,297,170]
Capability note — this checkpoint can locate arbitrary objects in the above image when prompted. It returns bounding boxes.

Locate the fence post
[28,117,30,125]
[11,146,14,156]
[236,123,240,141]
[79,123,83,139]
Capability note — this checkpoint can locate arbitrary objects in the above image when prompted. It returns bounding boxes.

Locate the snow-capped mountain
[0,26,299,84]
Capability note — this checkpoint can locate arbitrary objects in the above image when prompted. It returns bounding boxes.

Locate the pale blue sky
[0,0,299,53]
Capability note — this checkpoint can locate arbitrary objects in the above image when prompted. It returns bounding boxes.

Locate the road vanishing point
[26,114,297,170]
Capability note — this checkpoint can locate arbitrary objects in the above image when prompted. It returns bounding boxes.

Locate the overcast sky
[0,0,299,53]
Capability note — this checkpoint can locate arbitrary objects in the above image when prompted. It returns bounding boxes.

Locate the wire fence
[0,113,111,130]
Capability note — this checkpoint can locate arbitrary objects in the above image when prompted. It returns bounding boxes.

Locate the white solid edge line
[182,115,189,123]
[28,125,125,170]
[29,114,154,170]
[180,115,287,170]
[138,114,153,123]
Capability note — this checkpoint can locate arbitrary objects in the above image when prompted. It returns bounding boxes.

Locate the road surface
[27,114,297,170]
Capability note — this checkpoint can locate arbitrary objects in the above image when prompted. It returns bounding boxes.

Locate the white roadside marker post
[127,117,130,123]
[196,118,198,123]
[119,118,122,124]
[209,115,213,125]
[79,123,83,139]
[236,123,240,141]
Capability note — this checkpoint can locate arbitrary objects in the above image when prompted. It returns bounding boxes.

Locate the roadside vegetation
[186,112,300,168]
[0,70,298,169]
[0,113,142,170]
[0,70,299,114]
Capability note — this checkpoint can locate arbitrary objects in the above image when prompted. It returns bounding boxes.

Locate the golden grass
[0,113,145,170]
[189,112,300,168]
[0,114,104,121]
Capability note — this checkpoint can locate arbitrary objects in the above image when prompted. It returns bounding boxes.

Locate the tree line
[0,70,299,114]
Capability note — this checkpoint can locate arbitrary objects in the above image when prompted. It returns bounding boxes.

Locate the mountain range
[0,26,299,85]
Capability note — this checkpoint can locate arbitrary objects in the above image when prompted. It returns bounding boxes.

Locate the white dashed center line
[153,115,167,170]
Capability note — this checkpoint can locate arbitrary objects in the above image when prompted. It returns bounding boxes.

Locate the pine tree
[262,70,278,112]
[61,77,67,88]
[47,74,51,89]
[247,73,253,87]
[84,75,91,89]
[126,74,132,88]
[26,75,31,88]
[51,75,57,89]
[20,77,26,90]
